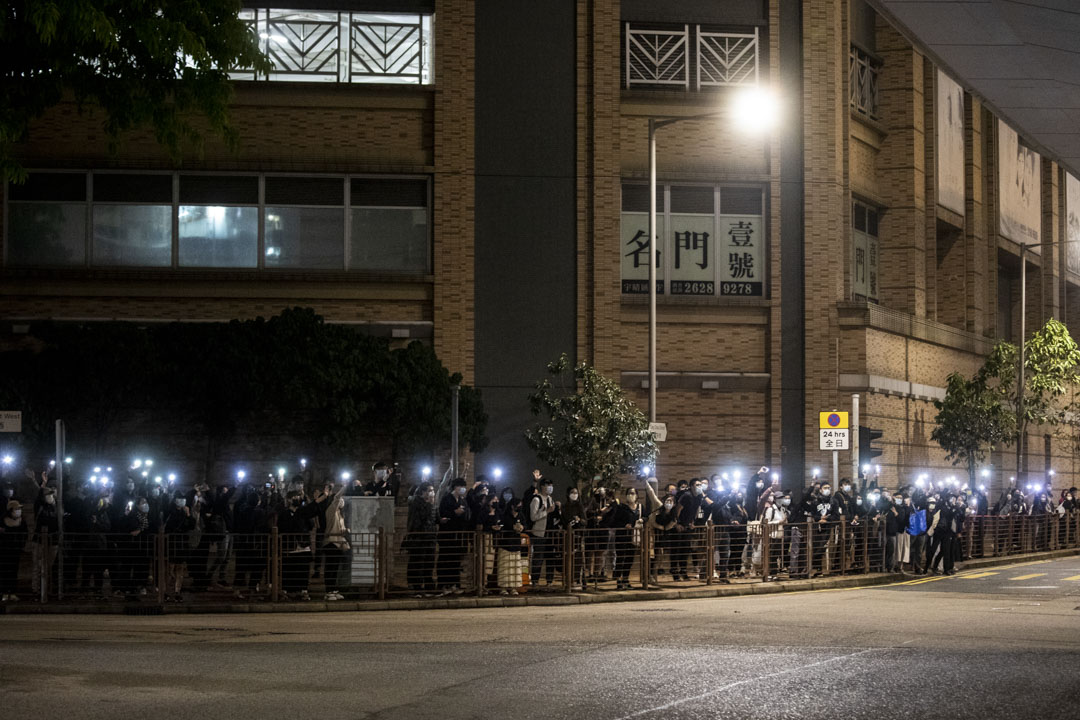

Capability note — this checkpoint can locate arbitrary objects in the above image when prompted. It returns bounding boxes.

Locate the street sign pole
[55,418,65,600]
[851,393,860,488]
[833,450,839,492]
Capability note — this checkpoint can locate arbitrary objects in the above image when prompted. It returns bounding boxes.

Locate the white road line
[612,647,886,720]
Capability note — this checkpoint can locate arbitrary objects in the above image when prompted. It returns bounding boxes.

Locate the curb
[955,547,1080,571]
[0,572,906,615]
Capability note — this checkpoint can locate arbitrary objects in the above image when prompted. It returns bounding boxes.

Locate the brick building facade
[2,0,1078,493]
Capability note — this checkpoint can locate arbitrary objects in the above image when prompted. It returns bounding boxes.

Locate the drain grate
[124,605,165,616]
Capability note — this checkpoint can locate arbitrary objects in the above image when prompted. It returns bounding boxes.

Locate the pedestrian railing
[7,513,1080,607]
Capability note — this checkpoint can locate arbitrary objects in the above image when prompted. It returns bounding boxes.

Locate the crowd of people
[400,467,1080,597]
[0,460,402,603]
[1,458,1078,604]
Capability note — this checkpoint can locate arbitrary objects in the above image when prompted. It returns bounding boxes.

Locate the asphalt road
[2,556,1079,720]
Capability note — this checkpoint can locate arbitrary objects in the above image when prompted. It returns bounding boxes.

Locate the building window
[624,23,761,91]
[853,201,880,302]
[232,8,434,85]
[620,183,765,298]
[5,173,88,267]
[4,172,431,274]
[849,45,881,121]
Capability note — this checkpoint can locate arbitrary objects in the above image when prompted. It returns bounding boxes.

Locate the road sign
[649,422,667,442]
[819,428,849,450]
[0,411,21,433]
[819,411,849,429]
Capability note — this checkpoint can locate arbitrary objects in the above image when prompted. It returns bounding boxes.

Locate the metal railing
[849,45,880,120]
[231,8,433,85]
[625,23,760,91]
[6,514,1079,607]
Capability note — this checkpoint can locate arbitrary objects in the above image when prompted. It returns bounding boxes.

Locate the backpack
[908,508,927,536]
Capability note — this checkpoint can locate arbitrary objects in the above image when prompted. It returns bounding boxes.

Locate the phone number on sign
[670,281,714,295]
[720,282,762,296]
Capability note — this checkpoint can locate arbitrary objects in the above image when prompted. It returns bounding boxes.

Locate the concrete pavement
[2,555,1079,719]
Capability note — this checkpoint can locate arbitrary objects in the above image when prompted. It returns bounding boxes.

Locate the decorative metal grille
[229,8,432,85]
[350,16,424,84]
[849,46,880,120]
[266,10,341,81]
[698,28,759,87]
[625,24,690,89]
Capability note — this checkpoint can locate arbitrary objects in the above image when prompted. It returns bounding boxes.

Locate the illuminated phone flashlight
[862,464,870,475]
[771,472,779,483]
[341,471,351,482]
[277,467,286,481]
[132,459,142,469]
[49,460,56,468]
[145,460,153,468]
[733,470,742,482]
[422,466,432,478]
[93,466,101,473]
[812,467,820,479]
[64,457,73,464]
[237,470,247,482]
[979,484,986,492]
[154,476,163,484]
[168,473,176,484]
[141,470,149,478]
[875,465,881,475]
[90,475,98,484]
[300,458,307,469]
[493,467,504,480]
[981,468,990,479]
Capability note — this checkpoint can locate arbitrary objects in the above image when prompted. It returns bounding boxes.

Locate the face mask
[456,487,467,497]
[138,503,149,513]
[781,498,791,507]
[425,491,435,501]
[894,498,903,506]
[375,469,389,482]
[928,503,936,510]
[842,484,851,493]
[664,502,674,510]
[502,492,513,501]
[627,495,637,504]
[822,489,831,497]
[479,488,489,496]
[756,481,764,489]
[542,485,553,496]
[693,486,703,496]
[175,498,186,508]
[569,492,579,501]
[856,498,863,505]
[126,484,135,492]
[12,509,22,519]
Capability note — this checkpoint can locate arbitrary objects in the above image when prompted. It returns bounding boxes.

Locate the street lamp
[646,87,780,423]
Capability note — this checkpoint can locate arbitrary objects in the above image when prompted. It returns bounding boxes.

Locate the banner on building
[620,213,664,295]
[936,70,965,215]
[998,119,1041,250]
[1068,172,1080,275]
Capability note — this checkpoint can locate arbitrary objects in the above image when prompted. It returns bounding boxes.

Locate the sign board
[818,411,849,429]
[820,429,849,450]
[649,422,668,442]
[0,411,21,433]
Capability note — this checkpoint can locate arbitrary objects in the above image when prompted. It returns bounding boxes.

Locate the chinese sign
[819,428,849,450]
[620,190,764,298]
[620,213,664,294]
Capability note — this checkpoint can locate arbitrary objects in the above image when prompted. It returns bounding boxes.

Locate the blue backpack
[908,509,927,535]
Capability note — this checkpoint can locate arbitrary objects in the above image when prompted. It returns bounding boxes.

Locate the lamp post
[646,87,779,425]
[1015,237,1076,485]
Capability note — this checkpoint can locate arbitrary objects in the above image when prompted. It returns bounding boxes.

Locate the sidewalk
[7,548,1076,616]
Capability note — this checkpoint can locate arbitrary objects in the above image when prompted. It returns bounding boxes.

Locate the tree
[931,342,1016,484]
[2,0,269,183]
[932,319,1080,482]
[525,354,657,492]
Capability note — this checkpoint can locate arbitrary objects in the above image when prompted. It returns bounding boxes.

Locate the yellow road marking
[1062,574,1080,581]
[1009,573,1047,581]
[959,572,998,579]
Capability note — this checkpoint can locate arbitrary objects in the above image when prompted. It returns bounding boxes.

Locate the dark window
[350,178,426,207]
[721,187,762,215]
[8,173,86,202]
[94,174,172,203]
[621,184,665,213]
[671,186,715,214]
[179,175,258,204]
[265,177,344,206]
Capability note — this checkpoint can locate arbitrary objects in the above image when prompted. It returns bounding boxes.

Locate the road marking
[1062,574,1080,581]
[1009,586,1058,589]
[1010,573,1047,581]
[612,646,886,719]
[959,572,999,579]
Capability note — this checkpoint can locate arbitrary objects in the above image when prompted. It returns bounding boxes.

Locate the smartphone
[265,482,272,489]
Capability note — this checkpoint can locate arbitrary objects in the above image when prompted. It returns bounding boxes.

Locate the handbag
[908,509,927,535]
